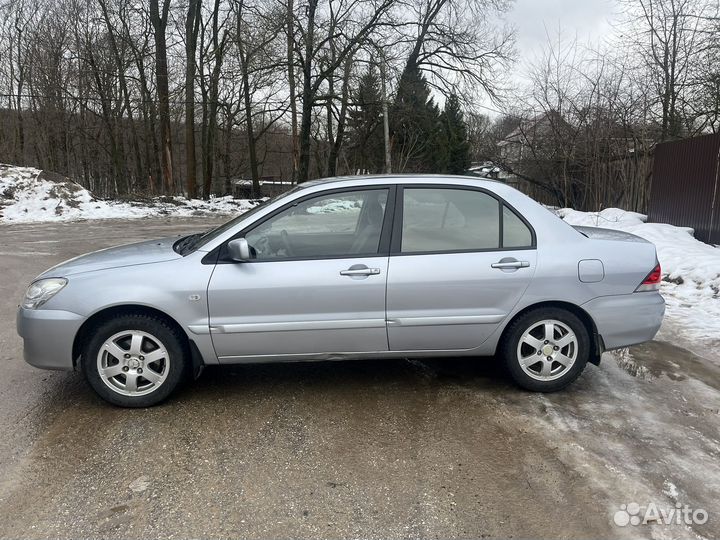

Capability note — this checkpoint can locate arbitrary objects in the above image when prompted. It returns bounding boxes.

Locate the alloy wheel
[516,319,578,381]
[96,330,170,396]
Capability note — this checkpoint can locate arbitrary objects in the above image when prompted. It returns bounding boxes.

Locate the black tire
[501,307,590,392]
[81,314,188,407]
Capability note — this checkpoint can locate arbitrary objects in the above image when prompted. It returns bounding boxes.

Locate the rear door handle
[491,260,530,269]
[340,267,381,276]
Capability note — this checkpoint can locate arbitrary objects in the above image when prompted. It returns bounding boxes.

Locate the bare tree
[185,0,202,198]
[502,32,656,211]
[396,0,514,101]
[286,0,299,181]
[199,0,230,197]
[231,0,286,195]
[624,0,713,140]
[326,54,354,176]
[149,0,174,193]
[98,0,144,190]
[293,0,397,182]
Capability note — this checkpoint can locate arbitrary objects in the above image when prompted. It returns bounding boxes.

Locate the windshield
[178,185,306,254]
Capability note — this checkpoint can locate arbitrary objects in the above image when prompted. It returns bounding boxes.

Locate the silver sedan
[17,175,665,407]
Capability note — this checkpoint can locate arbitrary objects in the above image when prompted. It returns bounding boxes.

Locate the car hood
[39,237,182,278]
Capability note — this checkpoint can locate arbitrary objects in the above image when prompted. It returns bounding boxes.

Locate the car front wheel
[82,314,188,407]
[501,307,590,392]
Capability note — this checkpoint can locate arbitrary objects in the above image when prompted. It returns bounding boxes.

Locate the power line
[0,91,520,119]
[0,91,278,108]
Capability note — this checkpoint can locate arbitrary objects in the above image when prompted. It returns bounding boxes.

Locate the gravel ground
[0,218,718,539]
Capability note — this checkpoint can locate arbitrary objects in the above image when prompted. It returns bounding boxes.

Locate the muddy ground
[1,218,718,539]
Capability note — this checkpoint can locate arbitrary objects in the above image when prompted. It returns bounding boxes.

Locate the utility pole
[378,49,391,174]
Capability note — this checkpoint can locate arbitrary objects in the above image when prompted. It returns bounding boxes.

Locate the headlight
[22,278,68,309]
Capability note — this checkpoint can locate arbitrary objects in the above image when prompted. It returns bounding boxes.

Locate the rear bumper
[16,307,85,370]
[582,292,665,350]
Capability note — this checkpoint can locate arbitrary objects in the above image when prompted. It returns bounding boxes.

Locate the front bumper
[16,307,85,370]
[582,292,665,350]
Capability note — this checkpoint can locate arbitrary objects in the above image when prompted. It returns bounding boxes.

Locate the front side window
[401,188,500,253]
[244,189,388,260]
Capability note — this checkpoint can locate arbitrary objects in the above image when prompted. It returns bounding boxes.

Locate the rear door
[386,186,537,351]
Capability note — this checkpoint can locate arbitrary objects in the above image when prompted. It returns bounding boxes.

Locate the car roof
[299,174,502,189]
[198,173,581,252]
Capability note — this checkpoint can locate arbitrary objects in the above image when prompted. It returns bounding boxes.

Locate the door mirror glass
[227,238,251,261]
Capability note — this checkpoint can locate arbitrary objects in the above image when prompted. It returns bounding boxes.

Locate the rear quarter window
[502,205,533,248]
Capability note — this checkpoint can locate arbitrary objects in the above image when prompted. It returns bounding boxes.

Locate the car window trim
[205,185,397,264]
[389,184,537,256]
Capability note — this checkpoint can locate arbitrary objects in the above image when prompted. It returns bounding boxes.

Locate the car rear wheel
[82,314,188,407]
[501,307,590,392]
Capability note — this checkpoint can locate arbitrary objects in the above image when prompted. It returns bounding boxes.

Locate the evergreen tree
[391,61,443,172]
[440,93,471,174]
[347,67,385,174]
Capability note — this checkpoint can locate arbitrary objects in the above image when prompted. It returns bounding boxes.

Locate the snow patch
[128,475,150,493]
[0,164,260,223]
[662,480,679,500]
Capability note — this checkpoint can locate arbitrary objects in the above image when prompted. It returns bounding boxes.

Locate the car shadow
[184,356,513,398]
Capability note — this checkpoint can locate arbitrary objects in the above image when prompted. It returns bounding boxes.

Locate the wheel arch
[498,300,603,365]
[72,304,205,375]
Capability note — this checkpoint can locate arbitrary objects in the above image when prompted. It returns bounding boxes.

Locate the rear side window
[401,188,500,252]
[502,205,533,248]
[399,187,535,253]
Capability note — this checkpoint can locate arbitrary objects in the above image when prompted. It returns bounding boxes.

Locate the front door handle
[491,259,530,269]
[340,266,381,277]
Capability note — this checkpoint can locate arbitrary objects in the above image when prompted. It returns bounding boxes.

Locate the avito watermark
[613,502,708,527]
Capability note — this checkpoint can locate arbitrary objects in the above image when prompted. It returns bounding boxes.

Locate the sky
[506,0,618,62]
[475,0,620,115]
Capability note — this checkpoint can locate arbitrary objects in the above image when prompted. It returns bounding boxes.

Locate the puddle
[618,341,720,391]
[614,349,656,380]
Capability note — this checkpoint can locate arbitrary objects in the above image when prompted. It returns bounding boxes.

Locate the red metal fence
[649,133,720,245]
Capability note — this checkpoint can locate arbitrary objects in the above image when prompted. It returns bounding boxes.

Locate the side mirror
[227,238,251,262]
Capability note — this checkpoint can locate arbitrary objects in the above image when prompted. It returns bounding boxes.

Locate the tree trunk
[12,14,26,163]
[203,75,221,198]
[297,0,317,183]
[150,0,174,194]
[242,72,261,196]
[327,56,352,176]
[125,13,161,194]
[222,107,237,195]
[185,0,201,198]
[99,0,143,191]
[380,56,391,173]
[286,0,299,182]
[238,45,261,196]
[325,41,335,176]
[233,0,260,196]
[201,0,226,198]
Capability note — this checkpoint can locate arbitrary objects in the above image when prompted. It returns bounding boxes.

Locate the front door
[208,187,392,360]
[386,186,537,351]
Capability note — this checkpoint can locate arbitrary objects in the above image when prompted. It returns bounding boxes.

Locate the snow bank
[0,164,259,223]
[558,207,720,346]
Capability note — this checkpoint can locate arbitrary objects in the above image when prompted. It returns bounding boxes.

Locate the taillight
[635,263,662,292]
